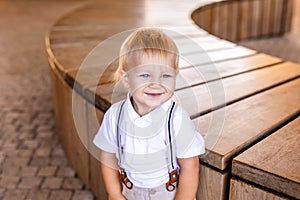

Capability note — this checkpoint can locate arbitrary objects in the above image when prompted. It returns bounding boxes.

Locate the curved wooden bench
[46,0,299,199]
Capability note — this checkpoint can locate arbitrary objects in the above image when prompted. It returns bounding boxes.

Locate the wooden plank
[232,117,300,199]
[249,0,263,38]
[273,0,284,35]
[197,164,228,200]
[176,53,282,89]
[193,78,300,170]
[49,59,90,187]
[87,61,300,129]
[261,0,272,36]
[177,62,300,117]
[284,0,294,33]
[212,2,228,40]
[86,102,107,200]
[239,0,250,40]
[196,6,213,34]
[176,38,236,55]
[229,178,288,200]
[226,1,239,42]
[212,4,222,39]
[179,46,256,68]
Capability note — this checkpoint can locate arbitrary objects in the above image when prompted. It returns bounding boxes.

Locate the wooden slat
[226,1,239,41]
[261,0,272,36]
[239,0,250,40]
[197,164,229,200]
[177,53,282,89]
[249,0,263,38]
[177,62,300,117]
[193,78,300,170]
[229,178,287,200]
[232,117,300,199]
[49,60,90,187]
[212,3,228,40]
[284,0,294,33]
[179,46,256,68]
[273,0,284,35]
[86,102,107,200]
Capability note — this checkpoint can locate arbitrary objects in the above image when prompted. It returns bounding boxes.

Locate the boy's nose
[149,76,162,86]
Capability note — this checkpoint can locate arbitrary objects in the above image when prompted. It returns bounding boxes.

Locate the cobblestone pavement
[0,1,96,199]
[0,1,299,200]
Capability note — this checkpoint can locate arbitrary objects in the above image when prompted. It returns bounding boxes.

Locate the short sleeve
[93,108,118,153]
[174,107,205,158]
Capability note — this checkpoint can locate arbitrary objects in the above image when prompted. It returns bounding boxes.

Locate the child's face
[123,53,177,115]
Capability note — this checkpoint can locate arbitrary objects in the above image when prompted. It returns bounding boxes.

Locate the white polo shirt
[93,94,205,188]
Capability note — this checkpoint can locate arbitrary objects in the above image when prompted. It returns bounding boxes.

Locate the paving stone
[36,131,54,139]
[3,189,27,200]
[0,188,5,199]
[0,176,20,189]
[17,149,33,157]
[20,139,40,150]
[21,166,38,177]
[72,190,95,200]
[35,147,52,157]
[38,166,57,177]
[30,156,50,167]
[62,177,83,190]
[18,132,34,140]
[52,146,65,157]
[49,190,73,200]
[18,176,42,189]
[41,177,63,189]
[56,166,76,177]
[4,156,30,167]
[26,189,50,200]
[50,156,68,166]
[2,165,20,177]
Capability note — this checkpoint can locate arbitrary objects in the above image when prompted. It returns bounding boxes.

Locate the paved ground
[0,1,299,200]
[0,1,96,199]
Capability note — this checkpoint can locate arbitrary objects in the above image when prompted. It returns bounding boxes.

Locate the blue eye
[140,74,150,78]
[162,74,171,78]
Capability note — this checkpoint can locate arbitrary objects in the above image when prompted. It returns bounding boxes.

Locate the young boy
[93,28,205,200]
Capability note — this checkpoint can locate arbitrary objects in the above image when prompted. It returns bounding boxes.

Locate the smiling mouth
[145,92,163,97]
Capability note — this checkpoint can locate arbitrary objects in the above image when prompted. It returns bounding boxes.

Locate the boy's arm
[100,151,126,200]
[175,156,200,200]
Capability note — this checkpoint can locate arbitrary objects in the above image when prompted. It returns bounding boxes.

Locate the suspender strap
[165,101,179,192]
[116,100,133,189]
[116,100,125,169]
[116,100,178,191]
[166,101,178,172]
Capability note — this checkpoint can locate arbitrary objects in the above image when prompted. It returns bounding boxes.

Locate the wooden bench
[46,0,299,199]
[230,117,300,199]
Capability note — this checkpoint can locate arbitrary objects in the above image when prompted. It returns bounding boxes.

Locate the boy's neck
[130,96,157,116]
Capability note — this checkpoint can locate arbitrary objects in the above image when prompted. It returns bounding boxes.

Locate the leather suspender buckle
[166,169,179,191]
[120,170,133,189]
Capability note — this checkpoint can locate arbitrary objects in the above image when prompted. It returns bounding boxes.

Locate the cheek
[161,79,176,91]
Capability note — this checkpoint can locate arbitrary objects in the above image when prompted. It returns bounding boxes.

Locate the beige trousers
[122,183,177,200]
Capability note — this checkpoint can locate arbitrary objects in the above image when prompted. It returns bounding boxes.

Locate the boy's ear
[120,70,129,88]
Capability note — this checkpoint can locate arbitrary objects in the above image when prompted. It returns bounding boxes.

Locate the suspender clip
[120,169,133,189]
[166,169,179,191]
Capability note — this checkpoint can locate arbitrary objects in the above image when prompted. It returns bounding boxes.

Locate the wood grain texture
[197,164,228,200]
[232,117,300,199]
[229,178,288,200]
[194,78,300,170]
[49,60,90,187]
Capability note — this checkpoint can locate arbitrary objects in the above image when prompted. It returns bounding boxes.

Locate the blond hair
[114,28,179,82]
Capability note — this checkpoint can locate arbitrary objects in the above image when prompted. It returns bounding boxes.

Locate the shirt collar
[124,93,173,124]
